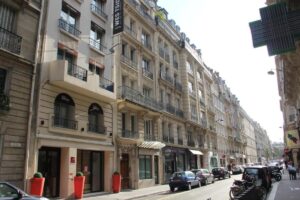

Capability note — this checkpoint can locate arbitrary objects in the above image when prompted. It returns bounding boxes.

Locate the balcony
[58,19,81,37]
[90,4,108,20]
[163,135,174,144]
[88,123,106,134]
[118,86,162,111]
[127,0,155,25]
[178,138,183,145]
[0,27,22,55]
[124,25,137,40]
[99,77,114,92]
[120,129,139,139]
[49,60,115,101]
[142,68,153,79]
[89,38,106,53]
[174,81,182,91]
[173,60,178,69]
[160,71,174,85]
[121,55,138,70]
[52,116,78,130]
[0,93,9,111]
[188,140,195,147]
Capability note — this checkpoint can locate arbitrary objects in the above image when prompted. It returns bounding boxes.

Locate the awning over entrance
[189,149,203,155]
[138,141,166,149]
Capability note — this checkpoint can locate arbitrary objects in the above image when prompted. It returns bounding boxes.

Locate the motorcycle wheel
[275,174,282,181]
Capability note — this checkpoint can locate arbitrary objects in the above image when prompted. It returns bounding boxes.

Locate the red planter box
[112,174,121,193]
[30,177,45,197]
[74,176,85,199]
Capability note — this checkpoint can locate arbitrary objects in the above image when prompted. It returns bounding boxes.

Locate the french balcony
[90,4,108,20]
[118,86,162,111]
[159,47,164,58]
[165,53,170,63]
[124,25,137,40]
[142,68,153,79]
[173,60,178,69]
[49,60,115,101]
[89,38,106,53]
[178,138,183,145]
[0,93,10,111]
[52,116,78,130]
[127,0,155,25]
[159,71,174,85]
[58,18,81,37]
[120,129,139,139]
[142,41,152,51]
[189,90,196,98]
[99,77,114,92]
[188,140,195,147]
[163,135,174,144]
[88,123,106,134]
[121,55,138,71]
[174,81,182,92]
[0,26,22,55]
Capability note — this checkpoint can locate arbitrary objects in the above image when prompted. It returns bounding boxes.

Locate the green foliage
[33,172,43,178]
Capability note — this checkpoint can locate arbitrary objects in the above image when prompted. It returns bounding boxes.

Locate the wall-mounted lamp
[267,68,283,75]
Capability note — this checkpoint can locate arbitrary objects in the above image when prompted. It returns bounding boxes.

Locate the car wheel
[257,187,267,200]
[187,183,192,190]
[170,186,175,192]
[212,179,215,183]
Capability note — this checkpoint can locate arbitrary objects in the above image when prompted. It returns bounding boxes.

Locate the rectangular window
[131,115,135,132]
[122,113,126,130]
[90,22,105,51]
[144,120,152,136]
[0,68,7,93]
[188,81,193,92]
[143,87,151,97]
[141,31,150,46]
[139,155,152,179]
[0,3,16,32]
[142,58,150,71]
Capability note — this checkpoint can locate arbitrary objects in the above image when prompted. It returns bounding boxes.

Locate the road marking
[267,182,279,200]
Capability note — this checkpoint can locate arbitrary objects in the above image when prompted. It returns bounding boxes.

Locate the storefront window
[139,155,152,179]
[210,157,218,168]
[177,154,185,171]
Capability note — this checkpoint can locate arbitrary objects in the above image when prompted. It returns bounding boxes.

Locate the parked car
[0,182,49,200]
[232,165,244,174]
[169,171,201,192]
[192,168,214,185]
[242,165,272,192]
[212,167,231,180]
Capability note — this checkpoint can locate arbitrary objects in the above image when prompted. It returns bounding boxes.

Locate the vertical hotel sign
[113,0,124,34]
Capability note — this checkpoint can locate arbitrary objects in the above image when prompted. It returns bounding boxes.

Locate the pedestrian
[288,163,297,180]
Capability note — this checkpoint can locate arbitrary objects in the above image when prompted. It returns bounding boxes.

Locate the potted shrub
[30,172,45,197]
[74,172,85,199]
[112,171,121,193]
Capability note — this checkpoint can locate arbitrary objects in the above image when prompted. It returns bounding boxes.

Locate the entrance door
[91,151,104,192]
[154,156,159,184]
[120,154,130,189]
[38,147,60,198]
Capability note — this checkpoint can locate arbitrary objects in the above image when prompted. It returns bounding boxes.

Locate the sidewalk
[267,170,300,200]
[83,184,170,200]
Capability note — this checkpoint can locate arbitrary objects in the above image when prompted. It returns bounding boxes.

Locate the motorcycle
[268,166,282,181]
[229,175,254,200]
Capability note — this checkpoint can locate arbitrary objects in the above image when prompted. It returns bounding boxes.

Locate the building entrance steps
[83,184,170,200]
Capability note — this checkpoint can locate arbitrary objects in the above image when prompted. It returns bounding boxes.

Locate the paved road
[133,174,242,200]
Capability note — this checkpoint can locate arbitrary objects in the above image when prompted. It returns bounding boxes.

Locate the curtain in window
[0,3,15,32]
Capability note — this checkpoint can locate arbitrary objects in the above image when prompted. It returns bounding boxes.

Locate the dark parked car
[169,171,201,192]
[0,182,49,200]
[192,168,214,185]
[232,165,244,174]
[212,167,231,180]
[242,165,272,191]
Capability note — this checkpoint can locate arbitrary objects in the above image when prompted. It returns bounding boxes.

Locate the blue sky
[157,0,283,143]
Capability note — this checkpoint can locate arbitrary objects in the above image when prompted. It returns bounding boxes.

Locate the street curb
[127,190,170,200]
[267,182,279,200]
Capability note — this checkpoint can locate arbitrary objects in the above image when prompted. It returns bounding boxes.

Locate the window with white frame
[188,81,193,92]
[60,3,80,36]
[197,71,202,80]
[142,58,150,71]
[186,61,193,74]
[141,31,150,47]
[90,22,105,51]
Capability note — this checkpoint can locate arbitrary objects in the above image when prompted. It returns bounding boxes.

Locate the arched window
[88,103,106,134]
[53,93,76,129]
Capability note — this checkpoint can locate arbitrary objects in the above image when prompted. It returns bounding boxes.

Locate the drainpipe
[24,0,46,190]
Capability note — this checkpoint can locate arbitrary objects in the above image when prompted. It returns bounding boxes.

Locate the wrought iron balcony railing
[121,129,139,139]
[142,68,153,79]
[89,38,106,52]
[58,18,81,37]
[90,4,108,20]
[0,26,22,54]
[160,71,174,84]
[118,86,162,111]
[52,116,78,130]
[68,63,87,81]
[124,25,137,39]
[99,77,114,92]
[174,81,182,91]
[121,55,138,70]
[88,123,106,134]
[127,0,155,25]
[0,93,9,111]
